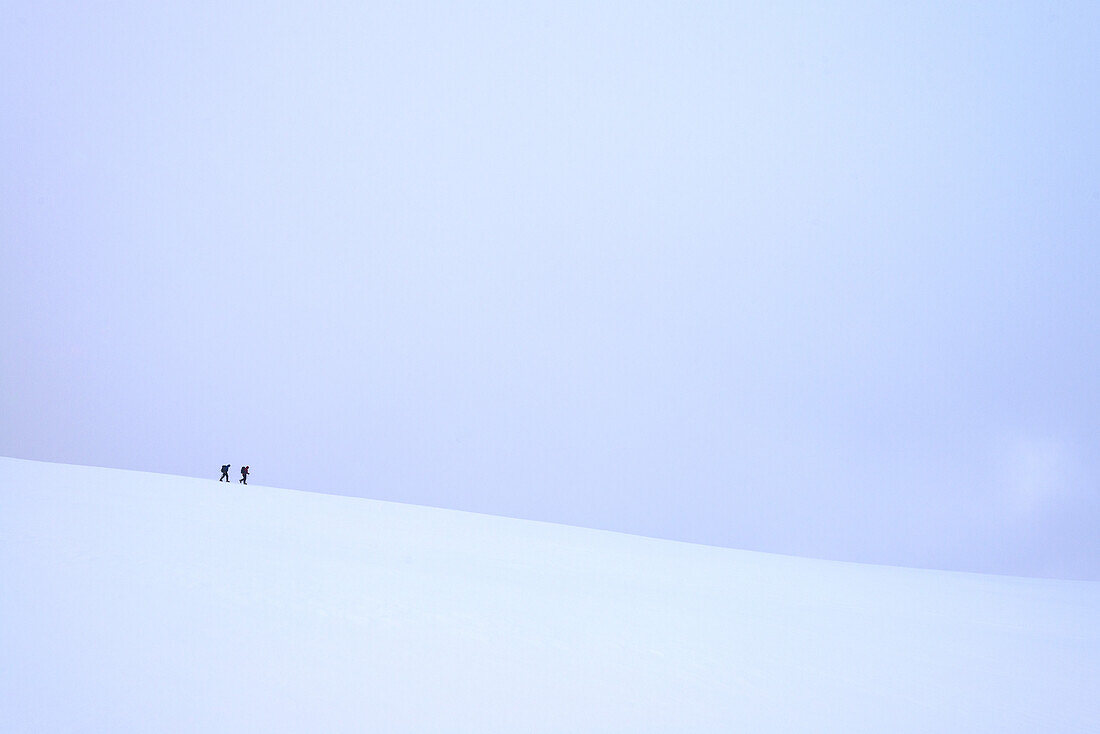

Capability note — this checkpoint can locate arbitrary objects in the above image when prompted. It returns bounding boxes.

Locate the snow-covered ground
[1,457,1097,732]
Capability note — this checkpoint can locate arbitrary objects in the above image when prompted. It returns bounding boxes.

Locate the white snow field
[1,458,1097,733]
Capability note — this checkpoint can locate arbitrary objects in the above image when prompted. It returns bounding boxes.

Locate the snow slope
[1,457,1097,733]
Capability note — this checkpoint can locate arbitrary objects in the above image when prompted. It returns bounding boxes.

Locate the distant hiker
[240,465,249,484]
[220,464,230,482]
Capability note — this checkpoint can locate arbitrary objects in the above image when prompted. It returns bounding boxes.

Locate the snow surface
[1,457,1098,733]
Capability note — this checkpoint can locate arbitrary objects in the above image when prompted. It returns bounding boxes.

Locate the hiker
[240,465,249,484]
[219,464,230,482]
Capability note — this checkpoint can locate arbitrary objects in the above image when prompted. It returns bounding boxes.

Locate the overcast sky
[3,2,1098,579]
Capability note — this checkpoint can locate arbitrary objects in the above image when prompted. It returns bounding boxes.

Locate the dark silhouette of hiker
[220,464,230,482]
[240,465,249,484]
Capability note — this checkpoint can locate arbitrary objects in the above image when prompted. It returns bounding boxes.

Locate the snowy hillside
[1,458,1097,732]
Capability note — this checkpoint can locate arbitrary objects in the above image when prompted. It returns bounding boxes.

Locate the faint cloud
[996,435,1074,517]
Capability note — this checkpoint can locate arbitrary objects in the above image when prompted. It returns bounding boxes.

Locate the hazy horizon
[3,2,1099,579]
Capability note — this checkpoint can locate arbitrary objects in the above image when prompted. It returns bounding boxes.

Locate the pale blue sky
[3,2,1098,578]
